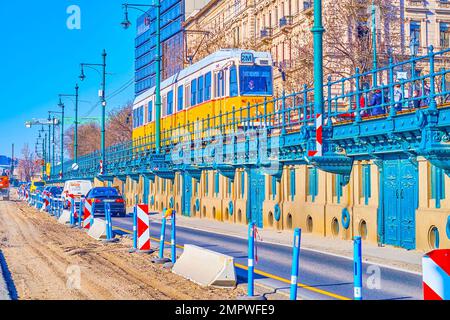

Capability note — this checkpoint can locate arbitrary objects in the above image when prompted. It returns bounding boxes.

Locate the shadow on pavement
[0,250,18,300]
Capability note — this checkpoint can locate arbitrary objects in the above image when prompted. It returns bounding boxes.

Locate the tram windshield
[239,65,273,96]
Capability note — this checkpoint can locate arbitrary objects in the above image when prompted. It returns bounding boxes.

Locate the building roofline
[183,0,221,27]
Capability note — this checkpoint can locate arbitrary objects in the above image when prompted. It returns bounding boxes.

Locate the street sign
[241,52,254,64]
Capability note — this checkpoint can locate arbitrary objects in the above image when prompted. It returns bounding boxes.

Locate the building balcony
[260,28,273,42]
[279,16,294,31]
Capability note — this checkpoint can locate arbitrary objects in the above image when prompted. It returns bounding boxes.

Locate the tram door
[382,156,417,250]
[182,173,192,217]
[248,168,265,228]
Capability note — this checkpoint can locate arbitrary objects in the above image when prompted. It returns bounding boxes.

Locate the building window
[410,21,421,46]
[177,85,183,111]
[205,172,209,196]
[440,22,450,48]
[228,178,232,197]
[431,165,445,209]
[307,167,318,202]
[362,164,371,205]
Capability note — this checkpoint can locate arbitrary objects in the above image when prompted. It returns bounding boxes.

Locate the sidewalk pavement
[148,213,424,274]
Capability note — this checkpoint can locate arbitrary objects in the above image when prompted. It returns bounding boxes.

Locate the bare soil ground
[0,191,244,300]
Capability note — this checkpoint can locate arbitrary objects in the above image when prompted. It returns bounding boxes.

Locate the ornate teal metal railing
[50,46,450,183]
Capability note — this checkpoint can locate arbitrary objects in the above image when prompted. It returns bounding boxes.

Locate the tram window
[148,101,153,122]
[205,72,212,101]
[198,75,204,104]
[230,66,238,97]
[191,79,197,106]
[239,65,273,96]
[177,85,184,111]
[167,90,174,115]
[185,84,191,108]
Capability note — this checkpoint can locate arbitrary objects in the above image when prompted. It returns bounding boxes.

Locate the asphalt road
[109,215,422,300]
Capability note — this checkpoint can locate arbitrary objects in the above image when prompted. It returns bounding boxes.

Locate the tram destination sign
[241,52,254,64]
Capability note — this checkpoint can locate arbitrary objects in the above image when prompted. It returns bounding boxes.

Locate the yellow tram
[132,49,274,143]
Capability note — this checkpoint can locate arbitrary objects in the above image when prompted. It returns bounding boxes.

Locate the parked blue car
[85,187,126,217]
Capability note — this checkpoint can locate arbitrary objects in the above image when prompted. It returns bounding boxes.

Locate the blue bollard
[78,200,84,228]
[70,197,75,226]
[90,201,95,228]
[171,210,177,264]
[354,236,363,300]
[290,228,302,300]
[159,210,167,259]
[248,222,255,297]
[105,202,112,240]
[133,199,138,250]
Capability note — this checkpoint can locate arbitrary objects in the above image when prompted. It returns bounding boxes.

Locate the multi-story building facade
[184,0,450,93]
[134,0,210,96]
[121,1,450,252]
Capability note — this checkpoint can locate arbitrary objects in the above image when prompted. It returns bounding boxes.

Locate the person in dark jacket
[370,89,384,116]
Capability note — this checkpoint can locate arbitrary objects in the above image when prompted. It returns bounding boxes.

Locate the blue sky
[0,0,148,157]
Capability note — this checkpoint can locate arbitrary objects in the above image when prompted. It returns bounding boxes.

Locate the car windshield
[239,65,273,96]
[90,188,120,198]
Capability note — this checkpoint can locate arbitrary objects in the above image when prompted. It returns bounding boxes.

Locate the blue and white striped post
[290,228,302,300]
[78,200,84,228]
[248,222,255,297]
[353,236,363,300]
[105,202,112,240]
[133,196,138,250]
[171,210,177,264]
[70,197,75,226]
[159,209,167,260]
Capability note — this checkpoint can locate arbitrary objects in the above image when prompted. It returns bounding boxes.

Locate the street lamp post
[121,1,161,153]
[312,0,324,156]
[410,37,419,89]
[372,0,378,87]
[74,84,79,164]
[80,52,107,174]
[58,98,65,179]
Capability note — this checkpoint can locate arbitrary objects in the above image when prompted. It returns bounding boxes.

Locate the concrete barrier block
[172,244,236,288]
[87,218,107,240]
[57,210,71,225]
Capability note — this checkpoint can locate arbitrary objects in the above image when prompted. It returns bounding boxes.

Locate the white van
[62,180,93,207]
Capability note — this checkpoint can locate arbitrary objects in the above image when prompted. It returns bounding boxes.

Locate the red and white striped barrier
[137,204,151,252]
[99,160,104,175]
[423,249,450,300]
[83,199,93,229]
[308,113,323,157]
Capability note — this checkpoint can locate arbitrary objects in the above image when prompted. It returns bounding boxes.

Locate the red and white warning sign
[137,204,151,252]
[423,249,450,300]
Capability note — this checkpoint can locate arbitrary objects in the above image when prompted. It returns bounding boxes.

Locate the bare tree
[64,102,133,159]
[106,101,133,146]
[65,123,101,159]
[17,144,40,182]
